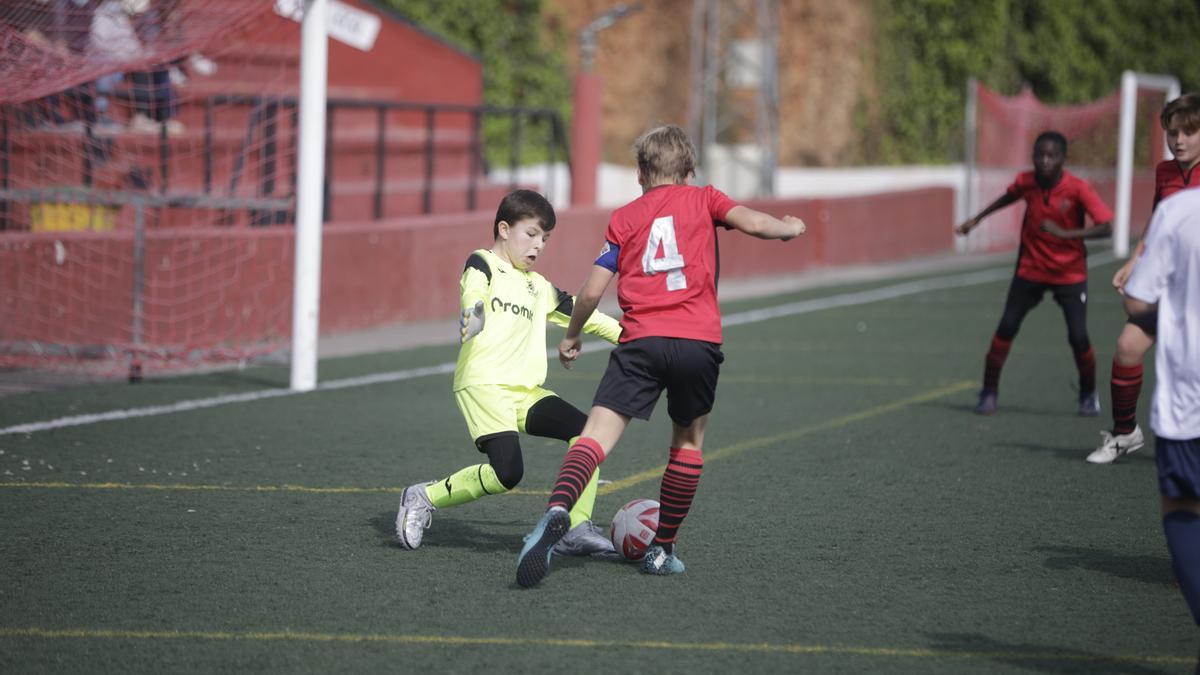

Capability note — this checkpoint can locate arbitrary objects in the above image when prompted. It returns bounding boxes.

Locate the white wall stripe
[0,252,1114,436]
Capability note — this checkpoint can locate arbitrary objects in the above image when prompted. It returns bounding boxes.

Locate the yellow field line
[555,372,926,386]
[0,627,1187,665]
[597,380,974,496]
[0,381,974,497]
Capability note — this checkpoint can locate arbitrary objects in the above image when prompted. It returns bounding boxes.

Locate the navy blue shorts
[592,337,724,427]
[1156,436,1200,500]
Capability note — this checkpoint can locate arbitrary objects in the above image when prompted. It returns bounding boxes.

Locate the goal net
[0,0,301,377]
[962,74,1179,255]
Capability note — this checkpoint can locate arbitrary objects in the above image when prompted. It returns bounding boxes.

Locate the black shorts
[593,337,724,427]
[1157,436,1200,500]
[1126,307,1158,337]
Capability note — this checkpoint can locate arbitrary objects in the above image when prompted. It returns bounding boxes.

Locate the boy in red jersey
[515,125,806,587]
[956,131,1114,416]
[1088,94,1200,464]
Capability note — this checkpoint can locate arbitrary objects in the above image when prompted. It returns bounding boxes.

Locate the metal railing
[0,93,568,229]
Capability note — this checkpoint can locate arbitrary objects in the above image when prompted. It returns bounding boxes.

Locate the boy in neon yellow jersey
[396,190,622,556]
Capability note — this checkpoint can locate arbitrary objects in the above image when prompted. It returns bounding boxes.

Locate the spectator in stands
[129,0,182,135]
[87,0,141,133]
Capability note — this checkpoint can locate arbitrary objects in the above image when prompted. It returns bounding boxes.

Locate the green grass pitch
[0,257,1192,674]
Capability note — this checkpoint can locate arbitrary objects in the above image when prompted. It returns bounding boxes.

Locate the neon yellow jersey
[453,249,622,391]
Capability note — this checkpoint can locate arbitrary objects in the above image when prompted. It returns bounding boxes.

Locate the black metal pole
[422,108,435,214]
[374,105,386,220]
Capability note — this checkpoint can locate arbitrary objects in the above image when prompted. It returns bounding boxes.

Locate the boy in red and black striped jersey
[1088,94,1200,464]
[957,131,1114,416]
[515,125,806,587]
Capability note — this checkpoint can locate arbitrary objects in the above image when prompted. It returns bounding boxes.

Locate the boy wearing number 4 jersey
[515,125,806,587]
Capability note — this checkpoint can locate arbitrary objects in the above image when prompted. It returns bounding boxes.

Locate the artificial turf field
[0,254,1194,674]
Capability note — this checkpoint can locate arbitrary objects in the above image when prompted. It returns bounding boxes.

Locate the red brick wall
[0,187,955,348]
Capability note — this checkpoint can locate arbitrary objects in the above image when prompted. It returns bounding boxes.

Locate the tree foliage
[866,0,1200,164]
[381,0,571,166]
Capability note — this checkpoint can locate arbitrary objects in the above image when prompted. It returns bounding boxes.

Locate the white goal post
[1114,70,1180,258]
[290,0,330,392]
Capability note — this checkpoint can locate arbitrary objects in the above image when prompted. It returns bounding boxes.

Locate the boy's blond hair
[1162,93,1200,135]
[634,125,697,185]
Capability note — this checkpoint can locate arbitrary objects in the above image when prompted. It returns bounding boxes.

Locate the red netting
[967,81,1165,252]
[0,0,299,377]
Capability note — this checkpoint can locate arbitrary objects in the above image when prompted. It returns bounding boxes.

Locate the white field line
[0,252,1115,436]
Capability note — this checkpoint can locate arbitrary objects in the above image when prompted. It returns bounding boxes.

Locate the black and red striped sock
[1111,359,1143,435]
[983,335,1012,392]
[548,437,605,513]
[1074,346,1096,393]
[653,447,704,554]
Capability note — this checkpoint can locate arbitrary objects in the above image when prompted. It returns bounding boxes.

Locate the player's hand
[460,300,485,343]
[1040,220,1068,238]
[780,215,806,241]
[1112,260,1135,295]
[558,336,582,369]
[955,218,978,236]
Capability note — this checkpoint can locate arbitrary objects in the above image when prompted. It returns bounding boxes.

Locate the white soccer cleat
[395,483,436,549]
[1087,426,1145,465]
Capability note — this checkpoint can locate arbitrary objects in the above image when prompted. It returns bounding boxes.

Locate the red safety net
[0,0,300,378]
[967,81,1165,252]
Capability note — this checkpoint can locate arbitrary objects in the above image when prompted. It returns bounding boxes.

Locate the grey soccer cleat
[553,520,619,558]
[516,507,570,588]
[640,544,686,575]
[974,389,998,415]
[1078,391,1101,417]
[395,483,436,549]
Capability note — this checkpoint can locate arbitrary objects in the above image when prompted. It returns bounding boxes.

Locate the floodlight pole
[570,4,642,207]
[290,0,328,392]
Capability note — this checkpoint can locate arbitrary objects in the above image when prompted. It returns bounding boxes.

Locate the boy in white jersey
[395,190,622,557]
[1122,189,1200,642]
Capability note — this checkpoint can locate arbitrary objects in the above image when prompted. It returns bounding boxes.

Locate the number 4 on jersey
[642,216,687,291]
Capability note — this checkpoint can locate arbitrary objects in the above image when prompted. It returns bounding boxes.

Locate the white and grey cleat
[553,520,619,558]
[1086,426,1145,465]
[395,483,436,549]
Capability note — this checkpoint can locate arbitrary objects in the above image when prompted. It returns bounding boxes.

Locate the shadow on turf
[993,440,1156,463]
[934,400,1088,419]
[369,510,604,564]
[924,632,1177,675]
[1034,545,1174,586]
[369,511,520,553]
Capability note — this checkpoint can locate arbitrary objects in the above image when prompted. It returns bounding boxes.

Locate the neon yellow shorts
[455,384,556,444]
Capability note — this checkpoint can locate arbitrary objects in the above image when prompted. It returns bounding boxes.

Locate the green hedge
[381,0,571,167]
[867,0,1200,164]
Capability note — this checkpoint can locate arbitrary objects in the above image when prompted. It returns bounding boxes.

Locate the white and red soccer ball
[610,498,659,561]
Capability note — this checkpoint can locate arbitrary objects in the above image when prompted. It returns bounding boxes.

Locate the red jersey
[602,184,737,344]
[1153,159,1200,208]
[1006,170,1114,285]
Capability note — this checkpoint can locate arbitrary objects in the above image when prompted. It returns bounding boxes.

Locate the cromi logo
[491,297,534,320]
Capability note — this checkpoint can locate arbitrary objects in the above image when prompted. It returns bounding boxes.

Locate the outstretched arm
[559,265,616,369]
[956,193,1019,235]
[722,206,806,241]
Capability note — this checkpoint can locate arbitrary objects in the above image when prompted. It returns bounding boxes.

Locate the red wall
[1,188,955,351]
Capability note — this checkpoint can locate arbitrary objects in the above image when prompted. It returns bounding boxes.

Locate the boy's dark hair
[1162,93,1200,135]
[634,124,697,185]
[494,189,555,239]
[1034,130,1068,155]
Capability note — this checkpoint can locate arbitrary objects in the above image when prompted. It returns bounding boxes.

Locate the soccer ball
[610,498,659,561]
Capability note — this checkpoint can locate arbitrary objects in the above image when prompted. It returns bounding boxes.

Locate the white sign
[275,0,382,52]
